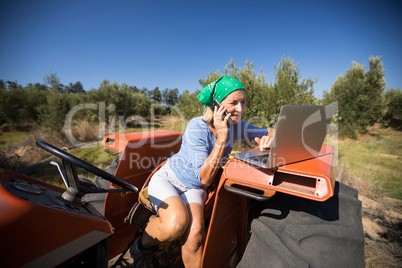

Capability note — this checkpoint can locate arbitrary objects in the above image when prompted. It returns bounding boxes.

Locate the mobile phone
[211,99,232,124]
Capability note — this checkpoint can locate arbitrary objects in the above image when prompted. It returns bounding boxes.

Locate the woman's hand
[200,106,230,186]
[213,105,230,141]
[254,130,275,151]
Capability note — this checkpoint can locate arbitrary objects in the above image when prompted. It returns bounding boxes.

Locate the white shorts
[148,163,207,212]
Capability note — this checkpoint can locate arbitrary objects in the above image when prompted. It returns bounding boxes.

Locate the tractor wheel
[237,181,365,268]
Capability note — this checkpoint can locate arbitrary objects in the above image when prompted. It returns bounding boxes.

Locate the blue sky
[0,0,401,98]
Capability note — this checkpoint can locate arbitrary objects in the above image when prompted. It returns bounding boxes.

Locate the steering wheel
[36,140,138,194]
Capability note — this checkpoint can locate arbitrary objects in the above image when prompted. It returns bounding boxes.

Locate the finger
[254,137,261,145]
[263,138,272,149]
[218,105,227,115]
[264,137,272,148]
[214,105,225,117]
[268,129,275,138]
[213,106,222,121]
[260,137,267,150]
[259,136,272,151]
[223,112,231,123]
[267,137,273,148]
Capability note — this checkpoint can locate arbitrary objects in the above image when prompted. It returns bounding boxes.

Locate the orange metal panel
[202,176,250,268]
[102,130,183,153]
[223,145,335,201]
[0,170,113,267]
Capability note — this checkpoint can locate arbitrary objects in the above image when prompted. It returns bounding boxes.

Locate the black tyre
[237,182,365,268]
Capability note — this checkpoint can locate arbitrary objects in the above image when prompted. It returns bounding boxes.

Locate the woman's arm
[199,105,230,186]
[240,121,273,151]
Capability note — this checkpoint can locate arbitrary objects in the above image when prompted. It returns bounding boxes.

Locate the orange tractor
[0,129,364,267]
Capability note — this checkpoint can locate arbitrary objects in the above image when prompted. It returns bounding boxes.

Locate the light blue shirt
[167,117,268,189]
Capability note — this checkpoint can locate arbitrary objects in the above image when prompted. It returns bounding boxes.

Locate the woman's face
[220,89,246,124]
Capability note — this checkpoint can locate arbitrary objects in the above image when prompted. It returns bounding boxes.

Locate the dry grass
[365,239,401,268]
[0,120,101,171]
[336,165,377,199]
[65,120,100,142]
[0,128,69,170]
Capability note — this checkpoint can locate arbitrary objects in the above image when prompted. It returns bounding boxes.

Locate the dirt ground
[335,169,402,268]
[358,194,402,267]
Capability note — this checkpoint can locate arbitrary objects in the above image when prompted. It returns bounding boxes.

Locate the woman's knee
[159,209,189,241]
[190,222,204,242]
[182,220,205,251]
[167,218,188,240]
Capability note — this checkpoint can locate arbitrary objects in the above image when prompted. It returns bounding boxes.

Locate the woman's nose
[236,103,243,112]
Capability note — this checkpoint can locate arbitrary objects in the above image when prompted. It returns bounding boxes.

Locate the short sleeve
[182,119,210,181]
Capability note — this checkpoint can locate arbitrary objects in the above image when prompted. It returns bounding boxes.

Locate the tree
[6,80,18,89]
[44,71,62,92]
[37,90,69,130]
[383,88,402,130]
[90,80,152,124]
[174,90,203,120]
[361,56,386,127]
[0,80,8,124]
[198,69,222,88]
[130,86,140,93]
[1,82,33,125]
[330,63,366,137]
[34,83,47,91]
[128,93,152,117]
[23,83,48,122]
[65,81,84,93]
[226,59,269,124]
[0,79,71,127]
[140,87,148,96]
[149,87,162,102]
[163,88,180,106]
[89,80,118,124]
[268,56,316,121]
[322,56,386,138]
[198,57,316,128]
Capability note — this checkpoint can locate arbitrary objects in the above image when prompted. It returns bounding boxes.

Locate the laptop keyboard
[249,153,270,163]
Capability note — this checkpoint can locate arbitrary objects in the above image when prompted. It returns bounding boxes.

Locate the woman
[130,76,273,268]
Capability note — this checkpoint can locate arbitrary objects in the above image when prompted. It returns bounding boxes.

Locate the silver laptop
[230,105,336,169]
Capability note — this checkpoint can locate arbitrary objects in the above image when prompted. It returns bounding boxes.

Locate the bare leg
[141,196,189,248]
[181,203,205,268]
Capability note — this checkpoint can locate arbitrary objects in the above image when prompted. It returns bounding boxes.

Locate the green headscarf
[196,76,245,106]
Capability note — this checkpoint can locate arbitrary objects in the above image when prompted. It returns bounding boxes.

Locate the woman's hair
[202,106,213,123]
